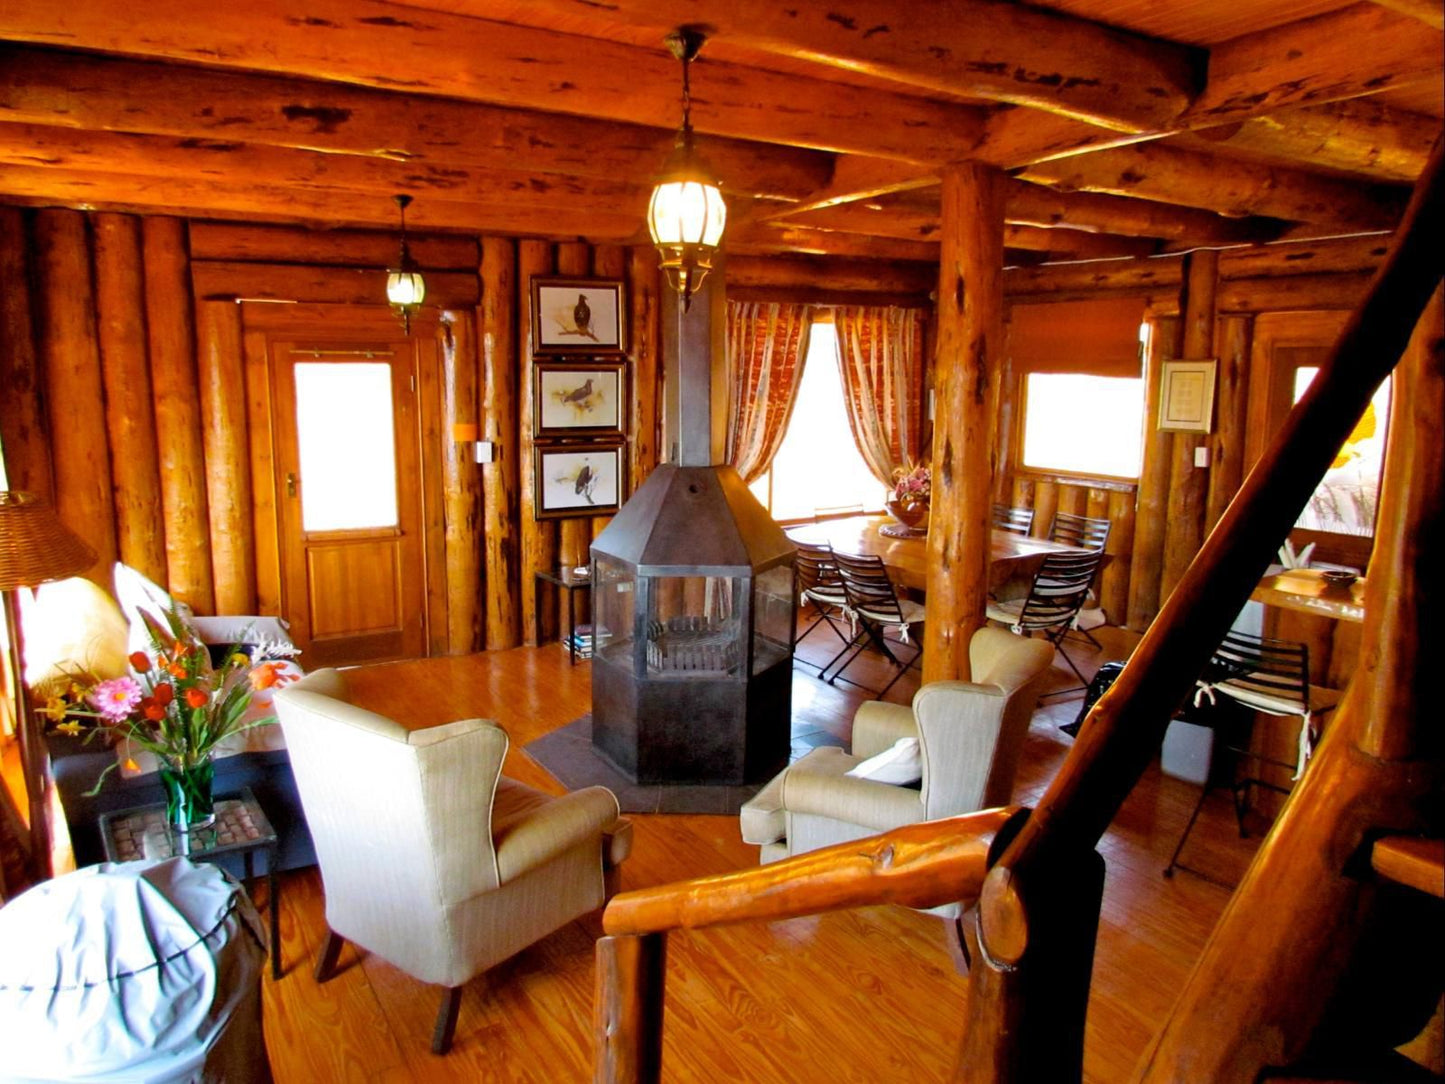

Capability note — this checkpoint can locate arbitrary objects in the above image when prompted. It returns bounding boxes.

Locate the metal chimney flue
[589,272,797,785]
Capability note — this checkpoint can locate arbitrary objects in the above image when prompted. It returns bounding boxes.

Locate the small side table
[100,787,282,979]
[535,565,592,664]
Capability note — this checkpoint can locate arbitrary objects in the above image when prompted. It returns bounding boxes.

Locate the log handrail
[602,807,1022,938]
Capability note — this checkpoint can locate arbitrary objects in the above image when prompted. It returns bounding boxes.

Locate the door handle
[286,472,297,498]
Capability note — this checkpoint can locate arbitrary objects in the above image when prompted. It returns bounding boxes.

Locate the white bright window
[749,323,886,521]
[1021,373,1145,479]
[294,362,399,531]
[1293,367,1391,536]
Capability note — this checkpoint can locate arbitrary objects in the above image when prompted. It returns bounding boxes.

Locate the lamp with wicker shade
[0,491,97,884]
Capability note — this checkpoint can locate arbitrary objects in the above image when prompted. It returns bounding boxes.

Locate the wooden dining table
[786,514,1087,593]
[1250,567,1366,624]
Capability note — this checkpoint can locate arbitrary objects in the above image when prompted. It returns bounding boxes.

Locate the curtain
[833,306,926,486]
[725,301,813,483]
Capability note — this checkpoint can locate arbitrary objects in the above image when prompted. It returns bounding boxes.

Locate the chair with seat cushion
[827,550,925,699]
[985,549,1104,686]
[272,668,631,1055]
[991,504,1035,537]
[739,627,1055,917]
[791,539,852,671]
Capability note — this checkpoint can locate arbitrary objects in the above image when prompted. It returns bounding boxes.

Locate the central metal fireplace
[589,276,795,785]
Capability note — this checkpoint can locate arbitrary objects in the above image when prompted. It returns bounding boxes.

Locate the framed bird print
[534,443,626,519]
[531,276,626,355]
[535,361,626,439]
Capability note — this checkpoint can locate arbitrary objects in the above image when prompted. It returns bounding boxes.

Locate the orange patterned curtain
[834,305,926,486]
[725,301,813,482]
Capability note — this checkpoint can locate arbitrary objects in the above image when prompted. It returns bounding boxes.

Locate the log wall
[1002,233,1391,632]
[0,207,662,658]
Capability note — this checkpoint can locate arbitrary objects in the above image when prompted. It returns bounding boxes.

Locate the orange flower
[128,651,151,671]
[249,661,294,692]
[123,757,140,772]
[154,683,174,706]
[169,662,187,680]
[185,687,209,709]
[172,640,190,658]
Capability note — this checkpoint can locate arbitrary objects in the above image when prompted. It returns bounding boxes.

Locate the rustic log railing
[593,135,1443,1083]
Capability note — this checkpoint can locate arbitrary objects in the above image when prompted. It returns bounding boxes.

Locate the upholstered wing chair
[272,669,631,1054]
[740,628,1054,915]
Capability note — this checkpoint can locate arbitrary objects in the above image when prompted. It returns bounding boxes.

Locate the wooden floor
[260,627,1263,1083]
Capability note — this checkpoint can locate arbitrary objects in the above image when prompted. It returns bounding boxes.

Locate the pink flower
[88,677,143,723]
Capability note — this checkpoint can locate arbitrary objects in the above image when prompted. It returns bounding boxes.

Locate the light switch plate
[1194,445,1210,468]
[474,440,495,463]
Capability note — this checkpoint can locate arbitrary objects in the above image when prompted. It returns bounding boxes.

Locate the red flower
[128,651,151,671]
[154,683,174,706]
[185,687,209,709]
[142,700,166,722]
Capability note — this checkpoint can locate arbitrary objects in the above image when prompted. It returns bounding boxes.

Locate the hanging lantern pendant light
[386,194,427,335]
[647,27,727,311]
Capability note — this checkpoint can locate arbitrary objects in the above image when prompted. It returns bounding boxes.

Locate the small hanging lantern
[386,194,426,335]
[646,27,726,311]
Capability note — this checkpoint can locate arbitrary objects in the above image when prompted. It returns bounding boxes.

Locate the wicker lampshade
[0,491,98,590]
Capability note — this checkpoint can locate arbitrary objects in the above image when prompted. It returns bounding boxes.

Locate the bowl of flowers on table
[884,461,931,537]
[46,610,297,831]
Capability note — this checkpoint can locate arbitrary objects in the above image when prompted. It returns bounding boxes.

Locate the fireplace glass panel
[751,562,795,675]
[592,556,634,666]
[644,574,744,676]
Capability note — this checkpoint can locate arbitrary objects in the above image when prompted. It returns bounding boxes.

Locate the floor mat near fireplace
[523,715,767,814]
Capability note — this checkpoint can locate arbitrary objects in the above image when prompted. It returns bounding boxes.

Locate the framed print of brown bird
[534,443,626,519]
[531,276,625,355]
[535,361,626,439]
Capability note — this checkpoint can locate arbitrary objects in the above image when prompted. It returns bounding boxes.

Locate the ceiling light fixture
[647,26,727,311]
[385,194,426,335]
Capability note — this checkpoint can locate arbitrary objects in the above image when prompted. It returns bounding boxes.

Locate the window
[749,322,886,521]
[1020,372,1145,479]
[1292,367,1391,537]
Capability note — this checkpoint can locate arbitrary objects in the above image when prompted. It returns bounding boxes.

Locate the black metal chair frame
[824,550,923,700]
[1163,631,1330,883]
[1048,511,1112,649]
[791,540,852,674]
[988,549,1104,693]
[991,503,1035,537]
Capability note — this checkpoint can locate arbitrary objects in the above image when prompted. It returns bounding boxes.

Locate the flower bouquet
[886,461,931,531]
[44,610,296,829]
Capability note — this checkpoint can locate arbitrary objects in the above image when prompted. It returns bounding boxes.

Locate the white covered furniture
[272,668,632,1055]
[0,857,271,1084]
[740,628,1054,914]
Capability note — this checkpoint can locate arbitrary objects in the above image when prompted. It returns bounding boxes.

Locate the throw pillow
[112,561,200,657]
[19,577,131,695]
[845,736,923,786]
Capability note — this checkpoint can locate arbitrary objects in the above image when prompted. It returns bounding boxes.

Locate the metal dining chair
[992,504,1035,537]
[1048,511,1111,552]
[791,540,853,674]
[985,549,1104,686]
[827,551,925,700]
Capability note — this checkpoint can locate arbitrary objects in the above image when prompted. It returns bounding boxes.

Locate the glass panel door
[293,362,399,532]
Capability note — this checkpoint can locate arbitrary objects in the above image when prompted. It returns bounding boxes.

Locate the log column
[924,163,1005,683]
[143,217,214,613]
[1204,314,1252,534]
[628,246,662,493]
[93,213,166,584]
[33,209,114,580]
[440,310,482,654]
[1127,316,1181,630]
[480,236,520,650]
[195,299,256,614]
[1159,250,1218,603]
[0,207,51,501]
[517,239,555,646]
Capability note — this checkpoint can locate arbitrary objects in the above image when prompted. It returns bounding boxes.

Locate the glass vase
[160,757,216,831]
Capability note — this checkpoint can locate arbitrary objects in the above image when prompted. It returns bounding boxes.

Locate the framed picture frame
[1158,359,1218,433]
[534,442,626,520]
[531,277,626,355]
[535,361,626,439]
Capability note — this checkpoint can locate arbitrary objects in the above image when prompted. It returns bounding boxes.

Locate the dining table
[786,514,1088,593]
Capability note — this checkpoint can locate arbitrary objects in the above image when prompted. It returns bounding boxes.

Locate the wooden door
[272,336,429,666]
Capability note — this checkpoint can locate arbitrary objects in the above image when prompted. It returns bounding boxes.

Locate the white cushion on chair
[844,737,923,785]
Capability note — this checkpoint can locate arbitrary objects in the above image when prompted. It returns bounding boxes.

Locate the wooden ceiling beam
[725,223,939,263]
[1366,0,1445,29]
[1004,182,1282,244]
[474,0,1200,132]
[188,222,481,269]
[0,2,987,162]
[0,165,645,238]
[0,122,653,221]
[1016,142,1408,231]
[0,45,832,202]
[726,254,935,295]
[1184,3,1442,127]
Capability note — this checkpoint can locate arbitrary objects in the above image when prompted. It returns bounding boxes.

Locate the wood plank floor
[261,628,1262,1082]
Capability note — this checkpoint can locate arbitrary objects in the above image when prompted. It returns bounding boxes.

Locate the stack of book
[568,624,611,659]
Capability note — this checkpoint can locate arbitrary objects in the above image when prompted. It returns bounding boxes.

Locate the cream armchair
[740,628,1054,907]
[272,669,631,1055]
